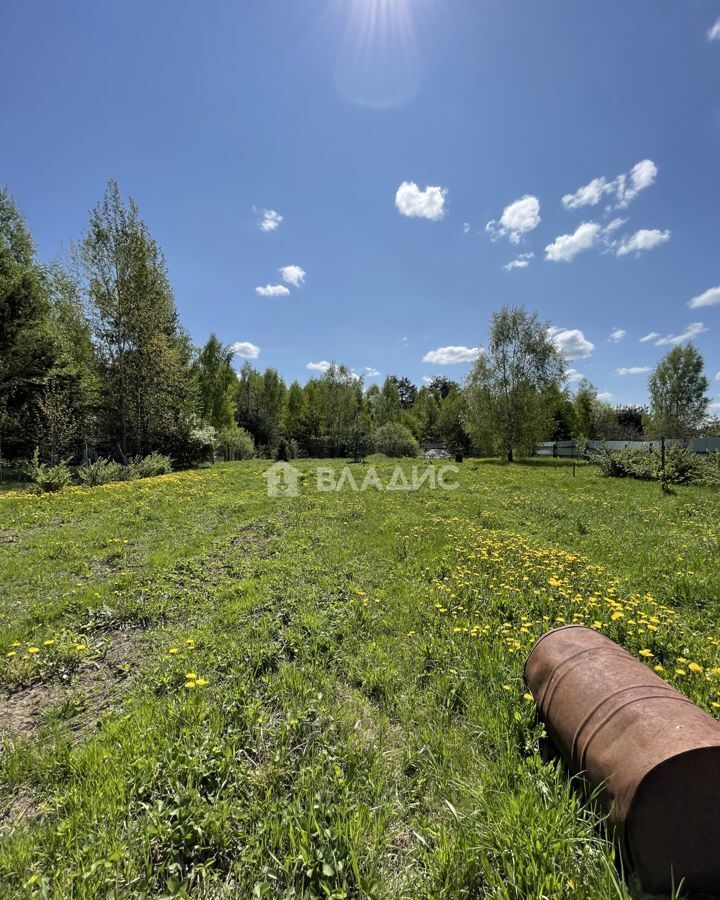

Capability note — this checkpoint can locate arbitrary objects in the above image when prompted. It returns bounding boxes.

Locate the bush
[592,446,657,480]
[128,452,173,479]
[373,423,420,458]
[25,449,72,493]
[187,425,218,465]
[274,437,299,461]
[592,444,717,487]
[217,426,255,461]
[77,458,124,486]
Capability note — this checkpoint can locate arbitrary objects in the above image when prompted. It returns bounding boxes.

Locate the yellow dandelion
[184,680,196,689]
[639,649,653,658]
[6,651,16,658]
[688,662,703,674]
[43,639,55,646]
[168,647,179,654]
[195,678,208,686]
[675,668,687,676]
[654,664,665,672]
[27,647,40,654]
[185,672,197,680]
[523,693,534,702]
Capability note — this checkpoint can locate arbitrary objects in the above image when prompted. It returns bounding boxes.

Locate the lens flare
[334,0,425,109]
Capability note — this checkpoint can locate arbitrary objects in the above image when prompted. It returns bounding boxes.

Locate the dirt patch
[0,627,146,740]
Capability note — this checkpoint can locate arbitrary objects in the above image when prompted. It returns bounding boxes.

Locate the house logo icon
[263,461,302,497]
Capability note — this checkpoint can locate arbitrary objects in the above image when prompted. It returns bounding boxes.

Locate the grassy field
[0,458,719,899]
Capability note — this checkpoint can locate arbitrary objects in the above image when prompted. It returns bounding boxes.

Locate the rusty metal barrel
[524,625,720,895]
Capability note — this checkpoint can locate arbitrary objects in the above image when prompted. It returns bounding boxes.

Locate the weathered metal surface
[524,625,720,895]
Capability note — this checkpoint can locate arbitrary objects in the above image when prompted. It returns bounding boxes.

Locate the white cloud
[548,327,595,360]
[545,222,601,262]
[608,327,626,342]
[562,159,657,211]
[616,228,671,256]
[504,252,534,271]
[716,372,720,381]
[654,323,708,346]
[709,17,720,41]
[688,286,720,309]
[395,181,447,221]
[597,391,613,403]
[365,367,381,377]
[231,341,260,359]
[616,366,651,375]
[422,345,482,365]
[605,217,627,232]
[486,195,541,244]
[256,284,290,297]
[565,368,585,383]
[280,265,306,287]
[258,209,283,232]
[463,222,471,234]
[307,360,331,373]
[640,331,660,343]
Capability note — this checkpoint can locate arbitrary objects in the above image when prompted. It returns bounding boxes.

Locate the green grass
[0,458,718,898]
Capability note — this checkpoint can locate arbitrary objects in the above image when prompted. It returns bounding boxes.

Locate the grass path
[0,459,718,898]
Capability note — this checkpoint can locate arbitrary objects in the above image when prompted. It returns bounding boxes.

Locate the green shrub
[129,452,173,479]
[25,449,72,493]
[373,423,420,458]
[187,425,218,465]
[77,458,124,486]
[592,444,717,487]
[217,426,255,460]
[274,437,299,461]
[663,446,698,485]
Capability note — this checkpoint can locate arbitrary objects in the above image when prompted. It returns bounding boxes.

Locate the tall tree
[80,181,192,455]
[465,306,564,461]
[39,264,99,461]
[573,379,597,441]
[195,334,235,430]
[648,345,710,439]
[389,375,417,410]
[0,188,56,462]
[375,376,401,426]
[284,380,306,443]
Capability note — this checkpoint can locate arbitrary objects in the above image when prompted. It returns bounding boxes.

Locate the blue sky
[2,0,720,409]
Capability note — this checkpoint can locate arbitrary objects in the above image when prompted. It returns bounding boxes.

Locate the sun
[334,0,429,109]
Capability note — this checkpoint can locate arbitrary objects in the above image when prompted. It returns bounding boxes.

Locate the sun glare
[334,0,427,109]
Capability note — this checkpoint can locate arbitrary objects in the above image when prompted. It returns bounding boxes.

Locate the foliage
[0,188,56,461]
[373,422,420,457]
[185,424,218,465]
[24,448,72,493]
[79,180,194,457]
[648,345,710,439]
[274,436,298,461]
[77,458,125,486]
[466,306,565,461]
[592,444,719,486]
[217,425,255,460]
[194,335,236,431]
[128,452,173,479]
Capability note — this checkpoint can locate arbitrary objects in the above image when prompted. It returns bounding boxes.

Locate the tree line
[1,182,716,471]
